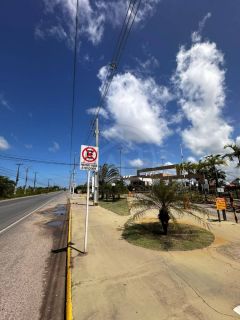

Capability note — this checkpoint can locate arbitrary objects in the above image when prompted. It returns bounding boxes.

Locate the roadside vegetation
[122,181,215,251]
[130,181,209,235]
[123,220,214,251]
[0,175,61,200]
[97,163,130,215]
[99,197,130,216]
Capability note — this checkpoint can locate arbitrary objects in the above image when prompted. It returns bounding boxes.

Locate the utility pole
[24,167,29,195]
[72,154,76,196]
[119,146,122,177]
[94,117,99,205]
[48,179,51,192]
[33,172,37,192]
[161,157,165,175]
[14,163,22,195]
[69,170,72,194]
[180,144,186,186]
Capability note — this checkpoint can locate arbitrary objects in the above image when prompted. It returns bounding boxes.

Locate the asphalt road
[0,191,64,233]
[0,192,68,320]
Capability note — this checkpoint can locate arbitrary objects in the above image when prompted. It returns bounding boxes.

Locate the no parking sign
[80,145,98,171]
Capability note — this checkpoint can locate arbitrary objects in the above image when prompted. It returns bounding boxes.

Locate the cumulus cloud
[236,136,240,146]
[48,141,60,152]
[37,0,161,47]
[99,68,171,145]
[0,136,10,150]
[173,40,233,156]
[223,160,240,182]
[129,158,144,167]
[87,107,109,119]
[187,156,197,163]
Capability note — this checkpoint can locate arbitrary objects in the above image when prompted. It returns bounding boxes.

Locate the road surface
[0,192,64,233]
[0,192,68,320]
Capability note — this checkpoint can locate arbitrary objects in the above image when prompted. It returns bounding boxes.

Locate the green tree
[75,184,87,194]
[98,164,120,199]
[223,144,240,167]
[0,176,15,198]
[176,161,197,187]
[131,181,208,235]
[112,180,128,200]
[202,154,226,188]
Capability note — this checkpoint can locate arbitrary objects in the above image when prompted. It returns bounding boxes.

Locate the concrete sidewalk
[70,195,240,320]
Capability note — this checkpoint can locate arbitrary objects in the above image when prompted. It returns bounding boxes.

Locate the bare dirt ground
[71,195,240,320]
[0,193,68,320]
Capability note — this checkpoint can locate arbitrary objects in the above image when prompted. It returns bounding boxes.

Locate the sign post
[80,145,98,253]
[84,170,90,253]
[216,197,227,222]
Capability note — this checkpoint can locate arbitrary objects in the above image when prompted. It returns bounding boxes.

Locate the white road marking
[234,306,240,315]
[0,197,57,235]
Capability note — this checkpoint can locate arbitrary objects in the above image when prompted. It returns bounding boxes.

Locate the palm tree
[130,181,208,235]
[176,161,197,187]
[223,144,240,167]
[202,154,226,188]
[98,164,120,199]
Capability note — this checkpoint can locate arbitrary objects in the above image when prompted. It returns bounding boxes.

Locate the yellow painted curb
[66,200,73,320]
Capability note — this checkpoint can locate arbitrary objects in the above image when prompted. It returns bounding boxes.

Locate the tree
[131,181,208,235]
[75,184,87,194]
[176,161,197,187]
[112,180,128,200]
[223,144,240,167]
[202,154,226,188]
[98,164,120,199]
[0,176,15,198]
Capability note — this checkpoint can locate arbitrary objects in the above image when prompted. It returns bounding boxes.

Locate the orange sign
[216,197,226,210]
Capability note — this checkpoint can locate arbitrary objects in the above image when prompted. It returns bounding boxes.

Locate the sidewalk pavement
[197,202,239,222]
[70,195,240,320]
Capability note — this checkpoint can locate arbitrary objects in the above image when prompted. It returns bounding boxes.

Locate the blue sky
[0,0,240,186]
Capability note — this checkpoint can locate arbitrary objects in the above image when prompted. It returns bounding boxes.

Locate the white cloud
[223,160,240,182]
[192,12,212,43]
[87,107,109,119]
[48,141,60,152]
[187,156,197,163]
[36,0,105,47]
[24,144,33,149]
[236,136,240,147]
[99,69,171,145]
[38,0,161,47]
[0,93,12,111]
[0,136,10,150]
[173,40,233,156]
[169,111,184,124]
[129,158,144,167]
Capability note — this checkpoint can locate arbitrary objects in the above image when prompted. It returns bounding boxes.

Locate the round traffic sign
[82,146,98,163]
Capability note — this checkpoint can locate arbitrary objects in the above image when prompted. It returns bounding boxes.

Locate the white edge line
[233,306,240,315]
[0,196,59,235]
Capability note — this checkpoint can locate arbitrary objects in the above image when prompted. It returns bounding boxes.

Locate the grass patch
[99,197,130,216]
[123,221,214,251]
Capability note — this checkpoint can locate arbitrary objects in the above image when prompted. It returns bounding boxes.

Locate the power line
[69,0,79,163]
[0,167,48,187]
[85,0,142,143]
[0,153,72,166]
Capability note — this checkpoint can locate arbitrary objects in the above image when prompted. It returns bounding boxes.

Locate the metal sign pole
[84,170,90,253]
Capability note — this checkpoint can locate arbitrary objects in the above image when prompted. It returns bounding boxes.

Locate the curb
[66,199,73,320]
